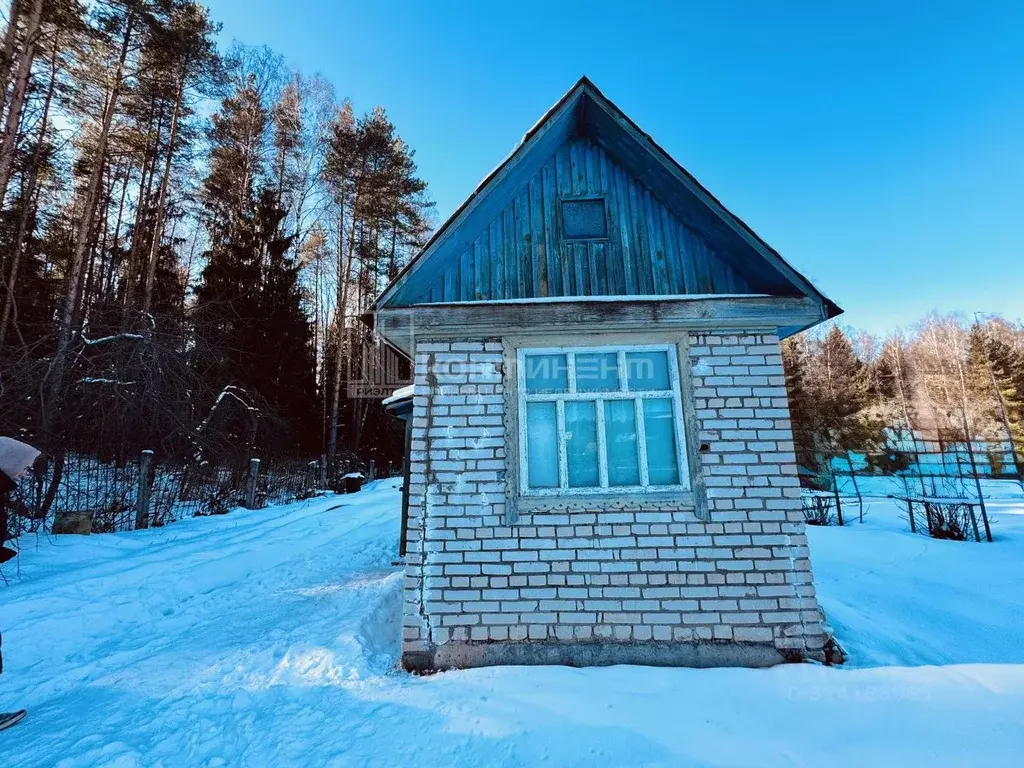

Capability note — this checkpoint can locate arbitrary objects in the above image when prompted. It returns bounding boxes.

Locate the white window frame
[516,343,691,497]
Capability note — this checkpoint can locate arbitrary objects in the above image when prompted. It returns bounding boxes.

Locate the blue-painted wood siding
[415,138,759,304]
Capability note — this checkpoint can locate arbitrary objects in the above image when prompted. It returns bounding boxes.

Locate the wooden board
[403,137,762,306]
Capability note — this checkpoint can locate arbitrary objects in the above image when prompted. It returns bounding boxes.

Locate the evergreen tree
[195,188,317,455]
[781,336,819,478]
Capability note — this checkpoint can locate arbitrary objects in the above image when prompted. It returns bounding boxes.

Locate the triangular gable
[375,77,840,321]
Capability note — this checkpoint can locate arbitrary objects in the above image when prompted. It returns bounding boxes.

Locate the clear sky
[205,0,1024,337]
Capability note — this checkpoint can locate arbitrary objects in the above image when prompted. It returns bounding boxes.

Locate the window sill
[516,490,696,514]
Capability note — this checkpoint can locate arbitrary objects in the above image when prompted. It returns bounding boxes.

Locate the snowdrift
[1,479,1022,766]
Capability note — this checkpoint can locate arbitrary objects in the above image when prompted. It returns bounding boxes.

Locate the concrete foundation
[404,639,795,672]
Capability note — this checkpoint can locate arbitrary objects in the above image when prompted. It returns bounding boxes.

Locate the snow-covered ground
[1,479,1023,766]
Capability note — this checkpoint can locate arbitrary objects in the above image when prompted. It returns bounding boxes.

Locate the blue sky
[206,0,1024,337]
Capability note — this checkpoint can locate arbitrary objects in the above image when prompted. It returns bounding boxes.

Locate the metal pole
[959,409,993,542]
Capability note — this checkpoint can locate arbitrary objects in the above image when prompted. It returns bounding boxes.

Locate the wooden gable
[399,136,762,304]
[376,77,840,326]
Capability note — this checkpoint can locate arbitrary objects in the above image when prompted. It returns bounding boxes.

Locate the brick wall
[401,332,826,669]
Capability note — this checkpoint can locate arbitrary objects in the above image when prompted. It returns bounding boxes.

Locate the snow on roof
[382,385,415,407]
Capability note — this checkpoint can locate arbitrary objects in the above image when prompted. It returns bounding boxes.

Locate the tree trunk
[79,160,117,329]
[46,11,135,412]
[0,26,54,349]
[120,98,164,321]
[101,159,133,300]
[327,195,362,478]
[0,0,43,211]
[141,74,184,315]
[326,204,346,478]
[0,0,24,125]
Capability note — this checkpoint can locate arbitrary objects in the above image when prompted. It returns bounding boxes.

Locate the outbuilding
[372,77,840,670]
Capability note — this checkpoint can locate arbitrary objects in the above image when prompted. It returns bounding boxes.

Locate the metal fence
[2,452,349,540]
[797,440,1021,542]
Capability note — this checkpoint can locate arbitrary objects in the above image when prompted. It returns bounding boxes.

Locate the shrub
[802,496,836,526]
[923,502,974,541]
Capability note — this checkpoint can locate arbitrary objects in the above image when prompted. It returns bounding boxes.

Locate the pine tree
[781,336,819,478]
[321,102,432,470]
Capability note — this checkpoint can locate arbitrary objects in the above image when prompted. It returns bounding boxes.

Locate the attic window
[561,197,607,240]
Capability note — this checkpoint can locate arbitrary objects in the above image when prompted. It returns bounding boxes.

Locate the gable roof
[374,76,840,322]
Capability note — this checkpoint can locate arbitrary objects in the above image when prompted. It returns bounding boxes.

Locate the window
[516,345,690,496]
[560,197,607,240]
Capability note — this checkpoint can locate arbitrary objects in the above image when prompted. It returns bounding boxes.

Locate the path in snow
[1,479,1022,766]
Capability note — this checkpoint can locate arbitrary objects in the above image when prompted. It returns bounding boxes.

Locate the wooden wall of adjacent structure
[417,137,761,304]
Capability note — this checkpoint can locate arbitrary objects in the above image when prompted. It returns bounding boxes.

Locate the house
[371,77,840,670]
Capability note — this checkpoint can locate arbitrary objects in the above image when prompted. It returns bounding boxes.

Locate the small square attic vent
[561,197,607,240]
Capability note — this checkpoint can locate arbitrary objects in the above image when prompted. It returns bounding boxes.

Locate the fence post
[368,460,376,481]
[306,460,318,496]
[831,475,844,526]
[320,453,328,488]
[135,450,154,530]
[245,457,261,509]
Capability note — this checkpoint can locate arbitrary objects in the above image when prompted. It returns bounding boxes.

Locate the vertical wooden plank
[459,245,472,300]
[732,264,751,293]
[721,260,737,293]
[584,142,601,294]
[490,217,505,299]
[628,178,651,294]
[529,175,548,297]
[660,203,682,295]
[502,206,516,300]
[541,158,561,296]
[646,192,668,295]
[570,139,584,195]
[675,221,698,294]
[585,138,600,195]
[443,267,455,301]
[708,245,730,293]
[516,188,532,297]
[615,163,637,294]
[690,228,714,293]
[600,147,623,294]
[474,234,489,300]
[569,141,588,294]
[554,143,577,295]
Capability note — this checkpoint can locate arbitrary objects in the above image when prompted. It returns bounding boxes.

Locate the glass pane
[627,350,670,391]
[604,400,640,487]
[575,352,619,393]
[643,398,680,486]
[565,402,599,487]
[526,402,558,488]
[525,354,568,394]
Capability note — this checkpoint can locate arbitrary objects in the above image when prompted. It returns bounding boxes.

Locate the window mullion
[567,352,577,394]
[618,349,628,392]
[635,397,649,488]
[667,346,691,489]
[556,399,568,489]
[596,398,608,488]
[518,350,529,494]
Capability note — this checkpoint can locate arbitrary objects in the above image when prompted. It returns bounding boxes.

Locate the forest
[784,314,1024,486]
[0,1,1021,528]
[0,0,433,484]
